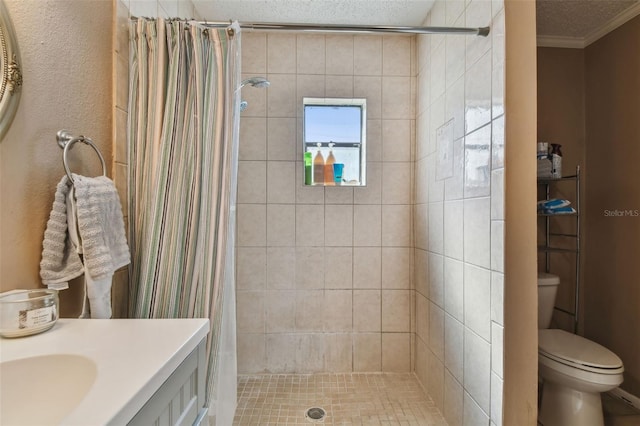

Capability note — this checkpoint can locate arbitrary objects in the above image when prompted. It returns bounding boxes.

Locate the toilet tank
[538,273,560,329]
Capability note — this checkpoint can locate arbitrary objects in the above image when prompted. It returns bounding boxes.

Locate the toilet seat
[539,329,624,375]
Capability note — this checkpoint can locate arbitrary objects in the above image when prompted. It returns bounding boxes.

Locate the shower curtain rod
[198,21,490,37]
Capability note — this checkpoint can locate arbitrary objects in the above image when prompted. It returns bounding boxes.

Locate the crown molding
[537,35,585,49]
[537,2,640,49]
[584,1,640,47]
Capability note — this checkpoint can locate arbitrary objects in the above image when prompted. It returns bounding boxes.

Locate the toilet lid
[539,329,623,370]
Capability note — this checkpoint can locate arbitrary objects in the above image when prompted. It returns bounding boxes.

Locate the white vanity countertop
[0,318,209,425]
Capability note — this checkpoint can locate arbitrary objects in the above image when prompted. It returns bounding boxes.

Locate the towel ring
[60,133,107,185]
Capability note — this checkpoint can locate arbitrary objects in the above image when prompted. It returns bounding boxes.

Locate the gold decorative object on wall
[0,0,22,141]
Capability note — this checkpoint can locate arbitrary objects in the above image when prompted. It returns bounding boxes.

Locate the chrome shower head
[240,76,270,89]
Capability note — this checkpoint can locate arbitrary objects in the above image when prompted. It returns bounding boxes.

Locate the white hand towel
[72,174,130,279]
[40,176,85,288]
[72,174,130,318]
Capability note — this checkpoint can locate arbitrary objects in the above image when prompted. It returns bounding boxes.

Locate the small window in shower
[303,97,367,186]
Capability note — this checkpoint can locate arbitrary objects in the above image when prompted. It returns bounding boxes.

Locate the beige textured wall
[584,15,640,397]
[0,0,113,317]
[414,0,506,423]
[503,0,539,424]
[236,31,416,374]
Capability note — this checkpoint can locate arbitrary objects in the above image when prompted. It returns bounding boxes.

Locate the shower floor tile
[232,373,447,425]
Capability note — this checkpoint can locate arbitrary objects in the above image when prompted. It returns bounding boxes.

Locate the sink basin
[0,354,97,425]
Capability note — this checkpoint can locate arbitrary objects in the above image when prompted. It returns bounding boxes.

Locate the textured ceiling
[193,0,436,26]
[537,0,639,38]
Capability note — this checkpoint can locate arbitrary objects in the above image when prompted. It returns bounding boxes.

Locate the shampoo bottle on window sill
[324,143,336,186]
[313,143,325,185]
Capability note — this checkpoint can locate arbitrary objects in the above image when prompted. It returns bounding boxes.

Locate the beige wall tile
[323,290,352,332]
[444,257,464,321]
[428,252,445,307]
[381,247,411,289]
[353,333,381,371]
[353,247,382,289]
[296,334,325,372]
[239,117,267,160]
[354,36,382,76]
[463,197,491,268]
[354,205,382,246]
[415,335,430,387]
[267,74,296,117]
[296,204,325,246]
[381,205,411,247]
[464,51,492,134]
[326,35,354,75]
[428,349,445,411]
[267,34,296,73]
[267,161,296,204]
[297,35,326,75]
[416,292,429,342]
[382,290,411,332]
[325,333,353,372]
[295,291,324,332]
[444,313,464,382]
[382,333,411,372]
[491,321,504,378]
[382,77,412,119]
[237,204,266,246]
[464,263,491,341]
[429,301,445,361]
[354,162,382,204]
[267,247,296,289]
[464,391,490,425]
[444,200,464,260]
[414,248,429,296]
[324,205,353,246]
[354,76,382,119]
[491,272,504,326]
[237,333,265,374]
[444,369,464,426]
[237,291,265,333]
[267,117,297,161]
[266,333,296,372]
[382,36,412,76]
[366,120,382,162]
[428,201,444,254]
[242,33,267,74]
[324,186,354,204]
[295,247,324,289]
[382,120,412,162]
[265,291,296,333]
[353,290,381,332]
[324,247,353,289]
[238,161,267,204]
[267,204,295,246]
[464,328,491,414]
[237,247,266,290]
[326,75,354,98]
[382,162,412,204]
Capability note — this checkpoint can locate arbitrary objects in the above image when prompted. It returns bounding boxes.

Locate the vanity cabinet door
[128,340,206,426]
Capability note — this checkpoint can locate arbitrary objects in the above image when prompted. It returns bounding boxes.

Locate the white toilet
[537,273,624,426]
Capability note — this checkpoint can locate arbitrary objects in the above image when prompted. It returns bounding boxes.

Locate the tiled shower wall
[236,32,416,374]
[415,0,504,426]
[413,1,505,425]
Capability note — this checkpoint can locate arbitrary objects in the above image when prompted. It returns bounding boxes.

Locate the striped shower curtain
[127,18,241,421]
